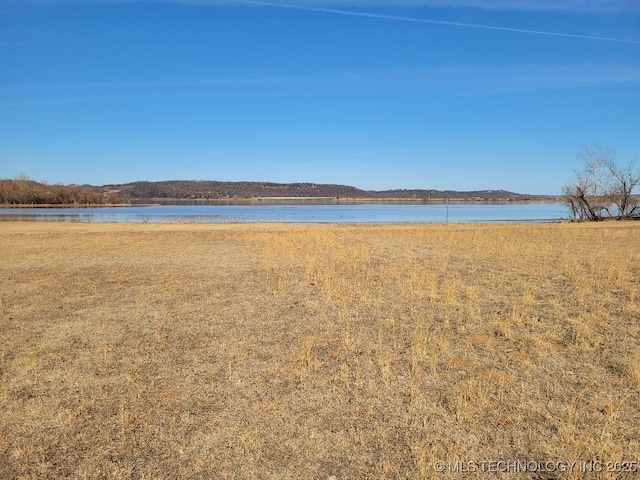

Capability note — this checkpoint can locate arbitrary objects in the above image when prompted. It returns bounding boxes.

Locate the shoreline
[0,203,137,209]
[0,197,563,208]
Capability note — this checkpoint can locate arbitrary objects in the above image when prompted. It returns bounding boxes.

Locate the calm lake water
[0,203,568,223]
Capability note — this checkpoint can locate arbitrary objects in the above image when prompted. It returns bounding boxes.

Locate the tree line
[0,175,119,205]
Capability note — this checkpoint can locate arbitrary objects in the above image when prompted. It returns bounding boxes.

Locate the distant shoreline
[135,196,563,205]
[0,203,136,209]
[0,197,563,208]
[1,177,560,206]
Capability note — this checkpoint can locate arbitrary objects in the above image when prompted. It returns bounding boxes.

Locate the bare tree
[564,145,639,221]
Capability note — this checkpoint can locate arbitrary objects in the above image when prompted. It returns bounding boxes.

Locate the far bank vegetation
[0,174,119,205]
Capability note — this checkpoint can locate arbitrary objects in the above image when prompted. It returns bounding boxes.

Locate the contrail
[233,0,640,44]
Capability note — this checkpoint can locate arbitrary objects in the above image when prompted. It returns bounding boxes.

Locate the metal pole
[446,197,449,225]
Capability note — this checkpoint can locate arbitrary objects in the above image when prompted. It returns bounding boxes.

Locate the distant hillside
[371,189,531,200]
[98,180,534,201]
[99,180,370,200]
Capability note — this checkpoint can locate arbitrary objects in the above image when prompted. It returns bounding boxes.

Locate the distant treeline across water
[1,176,550,207]
[0,177,118,205]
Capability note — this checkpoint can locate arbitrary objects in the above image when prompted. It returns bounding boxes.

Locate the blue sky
[1,0,638,194]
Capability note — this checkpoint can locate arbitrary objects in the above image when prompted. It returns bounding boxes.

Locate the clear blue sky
[1,0,639,194]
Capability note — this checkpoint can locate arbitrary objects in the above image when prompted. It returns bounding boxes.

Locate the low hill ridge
[100,180,533,200]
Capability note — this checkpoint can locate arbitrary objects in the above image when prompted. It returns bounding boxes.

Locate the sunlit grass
[1,221,639,478]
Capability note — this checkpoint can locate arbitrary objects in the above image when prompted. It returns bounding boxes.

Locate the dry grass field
[1,221,639,479]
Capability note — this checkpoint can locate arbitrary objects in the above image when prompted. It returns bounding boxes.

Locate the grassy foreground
[1,222,639,479]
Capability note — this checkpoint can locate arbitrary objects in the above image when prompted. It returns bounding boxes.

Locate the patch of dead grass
[1,221,639,478]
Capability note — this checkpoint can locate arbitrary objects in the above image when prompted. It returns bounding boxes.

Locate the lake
[0,203,568,223]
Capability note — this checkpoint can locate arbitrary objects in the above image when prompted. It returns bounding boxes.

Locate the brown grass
[1,221,639,479]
